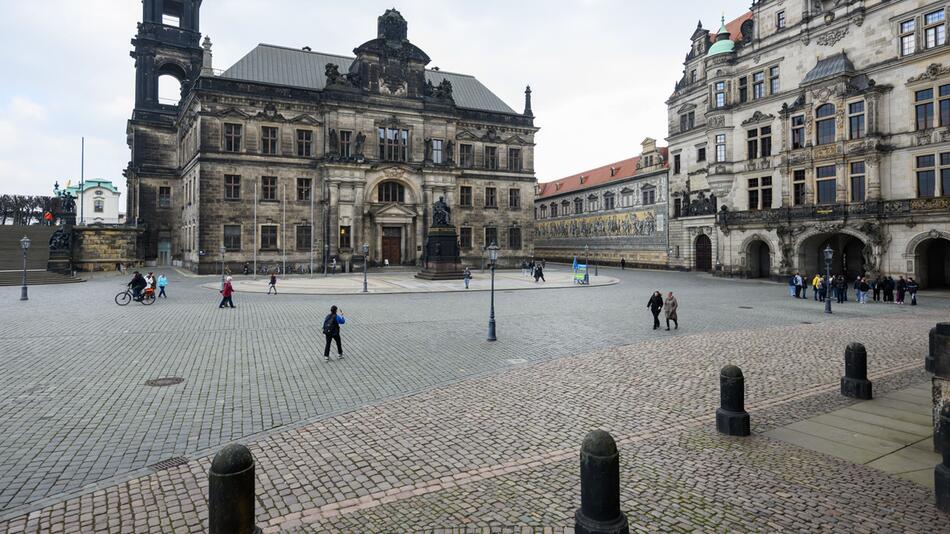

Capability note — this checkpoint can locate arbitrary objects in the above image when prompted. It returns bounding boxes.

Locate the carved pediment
[455,130,480,141]
[288,114,321,126]
[213,107,251,119]
[481,129,503,143]
[502,134,531,146]
[907,63,950,85]
[371,202,417,218]
[741,110,775,126]
[677,103,697,114]
[254,103,286,122]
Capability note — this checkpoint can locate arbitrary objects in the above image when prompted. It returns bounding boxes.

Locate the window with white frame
[848,101,865,140]
[850,161,866,202]
[776,11,786,30]
[714,81,726,108]
[900,19,917,56]
[715,134,726,162]
[816,165,837,204]
[924,9,946,49]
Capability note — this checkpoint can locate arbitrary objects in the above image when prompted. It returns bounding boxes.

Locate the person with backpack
[267,272,278,295]
[322,305,346,362]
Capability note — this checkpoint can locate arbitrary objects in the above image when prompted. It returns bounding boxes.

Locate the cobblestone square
[0,266,946,531]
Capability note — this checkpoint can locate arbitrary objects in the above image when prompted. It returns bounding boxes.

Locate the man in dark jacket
[835,276,847,304]
[907,277,919,305]
[647,291,663,330]
[322,305,346,362]
[127,271,147,301]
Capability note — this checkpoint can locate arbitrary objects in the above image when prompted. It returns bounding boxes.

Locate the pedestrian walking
[907,277,919,305]
[800,273,808,299]
[896,276,907,304]
[534,263,545,282]
[322,305,345,362]
[872,276,881,302]
[157,274,168,298]
[812,274,821,301]
[219,276,235,308]
[859,277,870,304]
[788,274,796,297]
[663,291,678,330]
[463,267,472,289]
[268,272,278,295]
[647,290,663,330]
[620,257,626,270]
[835,275,846,304]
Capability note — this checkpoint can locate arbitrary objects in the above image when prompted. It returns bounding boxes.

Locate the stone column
[329,182,341,257]
[866,156,882,201]
[353,184,364,251]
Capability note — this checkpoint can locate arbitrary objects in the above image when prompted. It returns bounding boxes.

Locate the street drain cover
[145,377,184,387]
[148,456,189,472]
[738,306,754,309]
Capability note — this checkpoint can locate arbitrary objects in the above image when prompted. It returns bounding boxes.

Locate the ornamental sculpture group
[416,196,464,280]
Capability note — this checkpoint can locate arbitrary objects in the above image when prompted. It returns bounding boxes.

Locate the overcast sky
[0,0,749,197]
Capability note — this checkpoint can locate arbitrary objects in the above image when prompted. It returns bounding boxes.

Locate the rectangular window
[459,186,473,207]
[339,225,351,249]
[459,144,474,168]
[791,115,805,149]
[575,198,583,214]
[508,227,522,249]
[604,195,615,210]
[816,116,836,145]
[748,178,759,210]
[793,169,806,206]
[94,199,104,213]
[747,128,759,160]
[942,153,950,196]
[761,177,772,208]
[901,19,917,56]
[925,10,946,48]
[260,225,278,250]
[738,77,748,103]
[816,165,837,204]
[485,187,497,208]
[377,128,409,161]
[674,154,681,174]
[917,89,935,130]
[918,154,937,197]
[485,146,498,169]
[673,198,682,218]
[296,130,313,157]
[715,81,726,108]
[697,147,706,162]
[224,175,241,200]
[850,161,866,202]
[760,126,772,157]
[296,178,311,201]
[507,148,522,171]
[776,11,786,29]
[295,225,311,251]
[715,134,726,162]
[432,139,443,164]
[941,84,950,126]
[484,227,498,247]
[224,225,242,251]
[158,186,171,207]
[769,66,780,94]
[261,176,277,201]
[339,130,352,159]
[224,123,242,152]
[848,101,865,140]
[587,197,597,212]
[642,188,656,205]
[508,188,520,209]
[459,227,473,249]
[261,126,278,155]
[752,71,765,100]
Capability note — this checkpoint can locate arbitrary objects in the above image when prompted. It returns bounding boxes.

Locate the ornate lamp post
[362,243,369,293]
[487,242,499,342]
[219,244,226,288]
[20,236,30,301]
[824,245,833,314]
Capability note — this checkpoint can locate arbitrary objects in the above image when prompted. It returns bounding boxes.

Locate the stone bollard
[209,443,261,534]
[927,327,937,374]
[840,342,873,400]
[935,403,950,512]
[933,324,950,452]
[716,365,750,437]
[575,430,629,534]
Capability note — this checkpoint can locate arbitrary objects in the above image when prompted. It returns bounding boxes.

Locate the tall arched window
[815,103,836,145]
[378,181,406,203]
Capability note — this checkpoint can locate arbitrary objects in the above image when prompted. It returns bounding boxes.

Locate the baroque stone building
[667,0,950,287]
[126,1,537,273]
[534,138,669,267]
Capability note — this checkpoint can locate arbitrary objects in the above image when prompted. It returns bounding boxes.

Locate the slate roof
[536,148,669,200]
[219,44,518,114]
[801,52,856,85]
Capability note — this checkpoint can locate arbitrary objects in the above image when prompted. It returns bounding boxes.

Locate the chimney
[201,36,213,75]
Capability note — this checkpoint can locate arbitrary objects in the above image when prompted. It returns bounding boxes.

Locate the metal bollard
[935,403,950,512]
[716,365,750,437]
[927,327,937,374]
[209,443,261,534]
[840,342,873,400]
[575,430,629,534]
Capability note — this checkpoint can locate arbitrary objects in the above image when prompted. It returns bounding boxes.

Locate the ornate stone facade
[533,138,669,267]
[126,3,537,273]
[667,1,950,287]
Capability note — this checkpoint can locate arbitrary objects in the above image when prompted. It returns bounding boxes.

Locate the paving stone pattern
[0,266,945,532]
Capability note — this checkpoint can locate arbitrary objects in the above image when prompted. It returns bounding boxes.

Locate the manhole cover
[145,377,184,387]
[738,306,754,309]
[148,456,189,472]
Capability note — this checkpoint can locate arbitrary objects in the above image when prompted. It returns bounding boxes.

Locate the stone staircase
[0,226,81,286]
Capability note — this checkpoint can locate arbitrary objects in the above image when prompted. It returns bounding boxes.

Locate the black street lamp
[20,236,30,301]
[824,245,833,314]
[362,243,369,293]
[323,244,329,277]
[487,242,499,342]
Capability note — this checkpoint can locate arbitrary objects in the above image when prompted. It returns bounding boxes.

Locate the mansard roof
[536,148,669,200]
[219,44,517,114]
[801,52,856,85]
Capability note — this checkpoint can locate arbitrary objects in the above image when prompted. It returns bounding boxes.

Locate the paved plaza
[0,266,948,531]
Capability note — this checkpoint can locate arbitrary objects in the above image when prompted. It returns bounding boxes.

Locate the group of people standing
[788,273,919,305]
[520,259,546,282]
[646,291,678,331]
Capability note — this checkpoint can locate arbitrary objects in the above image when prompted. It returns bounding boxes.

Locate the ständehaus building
[667,0,950,287]
[126,2,537,273]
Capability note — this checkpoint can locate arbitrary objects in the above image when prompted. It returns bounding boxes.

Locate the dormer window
[579,175,586,184]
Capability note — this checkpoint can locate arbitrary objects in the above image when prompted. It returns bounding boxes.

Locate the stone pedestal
[934,323,950,452]
[416,225,463,280]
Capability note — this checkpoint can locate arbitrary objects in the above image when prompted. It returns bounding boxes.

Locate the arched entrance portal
[916,238,950,288]
[747,240,771,278]
[798,233,866,278]
[694,234,712,272]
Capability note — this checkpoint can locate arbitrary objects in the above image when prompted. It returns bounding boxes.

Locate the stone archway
[694,234,712,272]
[746,239,772,278]
[914,237,950,289]
[798,232,867,278]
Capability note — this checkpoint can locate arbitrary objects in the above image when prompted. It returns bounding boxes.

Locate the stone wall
[72,226,143,272]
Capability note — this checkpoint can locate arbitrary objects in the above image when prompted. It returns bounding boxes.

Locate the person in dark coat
[907,277,919,305]
[872,276,881,302]
[534,263,545,282]
[663,292,678,331]
[647,291,663,330]
[620,257,626,270]
[322,305,346,362]
[835,275,847,304]
[896,276,907,304]
[127,271,147,301]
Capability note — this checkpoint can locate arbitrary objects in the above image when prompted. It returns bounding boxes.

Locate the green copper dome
[707,17,734,57]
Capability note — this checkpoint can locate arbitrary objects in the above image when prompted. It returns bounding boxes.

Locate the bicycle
[115,286,156,306]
